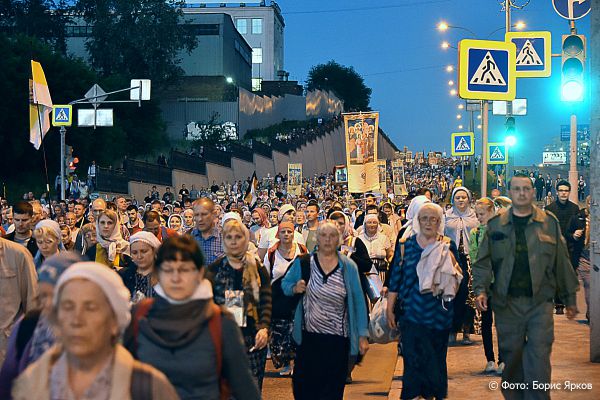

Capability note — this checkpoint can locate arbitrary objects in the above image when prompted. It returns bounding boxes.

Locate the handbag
[365,264,384,302]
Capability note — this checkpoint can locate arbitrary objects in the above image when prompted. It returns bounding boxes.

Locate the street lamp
[448,80,455,86]
[458,104,464,110]
[458,124,464,130]
[446,65,454,72]
[450,89,457,96]
[456,114,462,120]
[226,76,234,84]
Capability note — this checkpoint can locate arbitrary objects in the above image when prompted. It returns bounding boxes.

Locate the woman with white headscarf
[85,209,130,270]
[357,214,393,263]
[386,203,462,400]
[119,231,162,303]
[444,187,478,345]
[32,220,65,271]
[11,262,178,399]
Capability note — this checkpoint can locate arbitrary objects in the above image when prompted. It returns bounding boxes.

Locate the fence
[169,150,207,175]
[125,159,172,186]
[95,167,129,194]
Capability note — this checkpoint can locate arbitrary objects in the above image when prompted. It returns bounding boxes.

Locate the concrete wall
[254,154,275,177]
[206,163,235,185]
[231,158,255,182]
[272,150,290,176]
[172,169,209,193]
[129,182,172,204]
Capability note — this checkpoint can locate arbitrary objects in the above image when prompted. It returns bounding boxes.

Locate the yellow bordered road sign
[451,132,475,156]
[505,31,552,78]
[458,39,516,101]
[487,142,509,165]
[52,105,72,127]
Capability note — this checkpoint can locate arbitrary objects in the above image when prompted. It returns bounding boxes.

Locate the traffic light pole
[60,126,66,201]
[481,101,489,197]
[568,113,578,203]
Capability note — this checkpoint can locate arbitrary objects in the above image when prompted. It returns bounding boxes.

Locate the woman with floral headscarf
[208,219,272,390]
[444,187,478,345]
[85,209,130,270]
[249,208,270,246]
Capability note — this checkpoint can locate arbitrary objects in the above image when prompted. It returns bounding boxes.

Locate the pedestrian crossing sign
[458,39,516,101]
[487,142,508,165]
[505,31,551,78]
[451,132,474,156]
[52,105,72,127]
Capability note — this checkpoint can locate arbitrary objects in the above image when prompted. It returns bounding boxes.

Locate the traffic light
[505,116,516,135]
[65,145,78,172]
[561,34,585,102]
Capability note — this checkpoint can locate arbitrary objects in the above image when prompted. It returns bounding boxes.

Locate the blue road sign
[552,0,591,20]
[52,105,72,127]
[458,39,516,100]
[487,143,508,165]
[506,31,552,78]
[560,124,589,141]
[451,132,474,156]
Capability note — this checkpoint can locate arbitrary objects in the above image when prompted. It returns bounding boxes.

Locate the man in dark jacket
[545,180,581,314]
[3,201,38,257]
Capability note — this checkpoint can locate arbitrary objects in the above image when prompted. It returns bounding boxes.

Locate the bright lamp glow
[456,114,462,119]
[458,125,463,129]
[441,41,450,49]
[226,77,234,84]
[458,104,464,109]
[446,65,454,72]
[562,80,584,102]
[515,21,526,30]
[505,135,517,147]
[438,22,449,31]
[448,80,455,86]
[450,89,457,96]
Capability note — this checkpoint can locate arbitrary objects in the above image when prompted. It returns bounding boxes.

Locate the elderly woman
[386,203,463,400]
[33,220,65,271]
[86,210,130,269]
[11,262,177,399]
[445,186,478,345]
[282,222,369,400]
[125,236,260,400]
[181,208,194,232]
[208,219,272,390]
[119,231,161,303]
[357,214,393,266]
[0,253,81,399]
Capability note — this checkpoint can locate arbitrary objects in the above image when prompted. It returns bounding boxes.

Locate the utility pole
[589,0,600,363]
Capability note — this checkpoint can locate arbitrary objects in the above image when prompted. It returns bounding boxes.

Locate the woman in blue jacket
[282,222,369,400]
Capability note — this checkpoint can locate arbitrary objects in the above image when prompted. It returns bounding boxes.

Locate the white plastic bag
[369,297,399,344]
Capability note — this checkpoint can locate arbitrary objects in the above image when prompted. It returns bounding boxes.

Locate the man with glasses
[473,173,579,399]
[545,180,583,314]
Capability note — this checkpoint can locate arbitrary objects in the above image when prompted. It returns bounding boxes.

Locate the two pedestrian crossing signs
[451,132,474,156]
[458,39,516,101]
[487,142,508,165]
[52,105,72,127]
[505,31,551,78]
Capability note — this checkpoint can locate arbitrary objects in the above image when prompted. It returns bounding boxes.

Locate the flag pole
[33,79,51,199]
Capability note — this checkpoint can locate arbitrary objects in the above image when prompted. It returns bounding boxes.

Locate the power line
[283,0,451,15]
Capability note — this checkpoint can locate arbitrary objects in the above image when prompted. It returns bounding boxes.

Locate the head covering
[451,186,472,204]
[35,219,62,243]
[277,221,295,234]
[363,213,379,224]
[278,204,295,222]
[413,203,445,236]
[38,252,83,285]
[129,231,161,250]
[54,262,131,332]
[401,195,431,240]
[445,189,478,254]
[222,211,242,227]
[182,208,194,230]
[252,208,269,227]
[167,214,183,232]
[95,213,130,262]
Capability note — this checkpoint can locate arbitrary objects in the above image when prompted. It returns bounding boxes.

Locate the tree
[75,0,197,88]
[306,60,372,112]
[0,0,72,53]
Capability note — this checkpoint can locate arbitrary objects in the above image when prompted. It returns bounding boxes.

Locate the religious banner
[392,160,408,196]
[377,161,387,193]
[343,112,379,193]
[287,163,303,196]
[334,165,348,184]
[405,151,413,163]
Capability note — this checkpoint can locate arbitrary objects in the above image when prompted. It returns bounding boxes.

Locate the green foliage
[187,112,236,151]
[306,60,372,112]
[0,34,168,200]
[75,0,197,88]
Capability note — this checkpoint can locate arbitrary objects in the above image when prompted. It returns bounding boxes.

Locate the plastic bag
[369,297,399,344]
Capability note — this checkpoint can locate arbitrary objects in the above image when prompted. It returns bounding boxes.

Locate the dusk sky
[277,0,591,165]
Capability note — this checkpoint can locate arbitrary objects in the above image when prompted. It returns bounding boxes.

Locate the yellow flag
[29,61,53,150]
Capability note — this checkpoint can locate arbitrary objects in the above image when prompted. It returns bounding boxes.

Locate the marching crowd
[0,161,589,399]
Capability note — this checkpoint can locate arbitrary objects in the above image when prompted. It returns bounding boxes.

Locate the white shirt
[358,230,391,259]
[263,244,304,282]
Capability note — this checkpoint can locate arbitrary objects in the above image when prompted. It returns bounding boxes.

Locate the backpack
[131,299,231,400]
[270,253,311,319]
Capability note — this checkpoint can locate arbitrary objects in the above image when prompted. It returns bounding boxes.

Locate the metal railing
[95,167,129,194]
[169,150,207,175]
[125,159,172,186]
[203,147,232,168]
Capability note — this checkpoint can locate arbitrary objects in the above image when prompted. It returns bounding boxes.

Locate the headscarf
[401,195,431,240]
[221,219,261,323]
[329,210,354,242]
[129,231,161,250]
[362,213,380,240]
[167,214,183,233]
[182,208,194,231]
[252,207,269,228]
[413,203,445,237]
[95,211,130,262]
[54,261,131,333]
[33,220,66,268]
[445,187,478,254]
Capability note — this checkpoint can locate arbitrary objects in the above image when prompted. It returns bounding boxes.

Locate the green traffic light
[562,80,584,102]
[505,135,517,147]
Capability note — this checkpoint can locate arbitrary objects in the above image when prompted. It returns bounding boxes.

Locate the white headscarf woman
[444,187,478,256]
[400,195,431,240]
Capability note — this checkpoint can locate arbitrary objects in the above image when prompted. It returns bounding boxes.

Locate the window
[251,18,262,34]
[252,47,262,64]
[252,78,262,91]
[236,19,247,34]
[65,26,93,37]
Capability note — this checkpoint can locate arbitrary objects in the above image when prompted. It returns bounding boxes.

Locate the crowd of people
[0,159,589,399]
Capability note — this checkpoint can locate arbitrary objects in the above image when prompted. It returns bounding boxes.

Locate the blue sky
[277,0,591,165]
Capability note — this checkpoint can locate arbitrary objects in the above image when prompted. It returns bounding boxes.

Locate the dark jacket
[545,200,580,238]
[473,206,579,308]
[2,232,38,258]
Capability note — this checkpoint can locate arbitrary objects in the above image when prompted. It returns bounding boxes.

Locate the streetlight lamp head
[456,114,462,119]
[226,77,234,84]
[448,80,455,86]
[458,104,464,109]
[458,125,464,130]
[515,21,526,30]
[441,41,450,49]
[477,124,482,129]
[450,89,457,96]
[438,22,449,31]
[446,65,454,73]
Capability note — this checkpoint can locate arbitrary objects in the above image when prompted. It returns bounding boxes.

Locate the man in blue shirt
[190,197,223,264]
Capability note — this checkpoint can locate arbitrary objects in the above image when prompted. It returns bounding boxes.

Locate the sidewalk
[388,291,600,399]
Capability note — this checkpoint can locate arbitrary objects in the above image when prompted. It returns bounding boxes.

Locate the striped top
[303,254,348,337]
[388,235,454,330]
